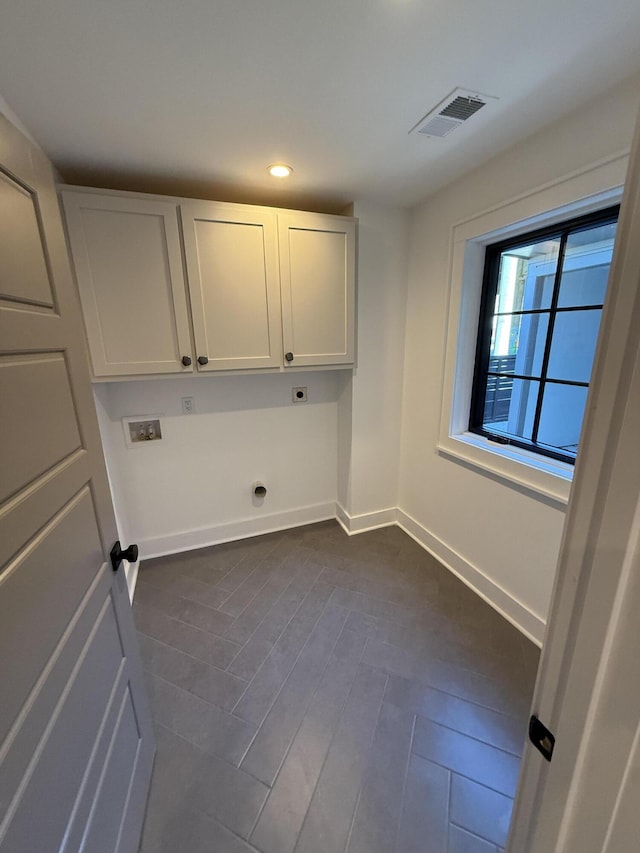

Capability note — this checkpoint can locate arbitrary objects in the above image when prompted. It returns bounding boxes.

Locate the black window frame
[469,204,620,465]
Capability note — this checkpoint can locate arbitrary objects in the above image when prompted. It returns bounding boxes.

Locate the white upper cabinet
[61,192,193,376]
[278,213,356,367]
[181,202,282,371]
[62,188,357,379]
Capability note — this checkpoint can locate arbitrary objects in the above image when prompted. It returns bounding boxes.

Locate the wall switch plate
[292,386,307,402]
[182,396,194,414]
[122,414,164,448]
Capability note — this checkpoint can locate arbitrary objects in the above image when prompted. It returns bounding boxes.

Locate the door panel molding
[0,168,56,310]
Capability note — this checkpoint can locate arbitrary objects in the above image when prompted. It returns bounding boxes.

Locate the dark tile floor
[134,520,539,853]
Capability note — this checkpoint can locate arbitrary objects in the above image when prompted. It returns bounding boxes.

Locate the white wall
[94,371,339,557]
[0,92,39,146]
[337,201,409,529]
[94,383,132,548]
[399,74,640,642]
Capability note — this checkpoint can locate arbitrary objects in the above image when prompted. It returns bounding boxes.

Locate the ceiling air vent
[411,88,497,138]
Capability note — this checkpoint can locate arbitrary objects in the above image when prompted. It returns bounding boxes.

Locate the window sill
[438,431,572,508]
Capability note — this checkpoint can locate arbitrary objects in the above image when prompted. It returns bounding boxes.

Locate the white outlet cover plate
[292,387,308,402]
[122,414,166,449]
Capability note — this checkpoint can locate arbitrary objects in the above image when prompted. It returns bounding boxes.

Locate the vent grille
[411,88,497,138]
[417,116,460,138]
[440,95,486,121]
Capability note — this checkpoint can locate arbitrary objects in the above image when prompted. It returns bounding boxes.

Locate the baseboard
[138,501,336,561]
[335,504,398,535]
[396,508,545,647]
[335,503,350,535]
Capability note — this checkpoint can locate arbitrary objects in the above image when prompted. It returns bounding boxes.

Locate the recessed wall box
[122,415,164,448]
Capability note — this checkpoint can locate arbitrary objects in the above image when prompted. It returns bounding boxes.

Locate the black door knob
[110,541,139,572]
[181,355,192,366]
[285,352,294,362]
[198,356,209,366]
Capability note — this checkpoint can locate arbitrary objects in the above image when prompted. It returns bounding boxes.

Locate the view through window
[470,206,619,463]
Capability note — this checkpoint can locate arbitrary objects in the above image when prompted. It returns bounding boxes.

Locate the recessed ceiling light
[267,163,293,178]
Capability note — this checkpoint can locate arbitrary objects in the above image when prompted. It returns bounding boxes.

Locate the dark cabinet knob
[181,355,192,367]
[285,352,294,362]
[110,540,139,572]
[198,356,209,366]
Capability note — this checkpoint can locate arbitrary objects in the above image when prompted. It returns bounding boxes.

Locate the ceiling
[1,0,640,210]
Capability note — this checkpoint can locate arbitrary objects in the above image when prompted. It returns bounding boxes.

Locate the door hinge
[529,715,555,762]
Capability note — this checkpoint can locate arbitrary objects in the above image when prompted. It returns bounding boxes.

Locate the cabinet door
[62,192,193,377]
[181,202,282,371]
[278,213,356,367]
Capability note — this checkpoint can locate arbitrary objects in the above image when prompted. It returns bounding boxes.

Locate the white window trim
[438,153,627,507]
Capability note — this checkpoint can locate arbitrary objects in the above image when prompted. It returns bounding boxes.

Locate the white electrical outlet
[292,387,307,402]
[182,396,194,414]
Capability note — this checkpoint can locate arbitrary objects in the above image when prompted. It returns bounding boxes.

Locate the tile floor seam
[142,668,258,730]
[391,711,417,853]
[406,752,517,800]
[448,816,506,849]
[168,533,283,593]
[232,558,324,647]
[221,561,318,665]
[219,555,284,618]
[140,557,238,591]
[133,605,243,672]
[341,673,389,853]
[223,573,285,628]
[133,592,237,640]
[342,778,363,853]
[222,638,247,671]
[204,811,267,853]
[246,605,352,843]
[136,573,231,604]
[453,824,502,850]
[411,712,523,757]
[385,677,527,728]
[345,613,526,682]
[151,720,269,788]
[233,586,338,759]
[138,630,250,684]
[370,656,527,718]
[446,768,453,852]
[262,605,349,776]
[290,631,372,853]
[321,571,423,619]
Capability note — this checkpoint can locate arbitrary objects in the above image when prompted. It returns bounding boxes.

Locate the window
[469,206,619,464]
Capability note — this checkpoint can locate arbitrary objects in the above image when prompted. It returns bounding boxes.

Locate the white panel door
[181,201,282,371]
[0,113,154,852]
[62,191,193,377]
[278,212,356,367]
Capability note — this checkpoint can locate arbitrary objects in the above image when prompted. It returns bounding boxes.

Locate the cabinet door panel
[62,193,193,376]
[279,213,355,366]
[181,202,282,370]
